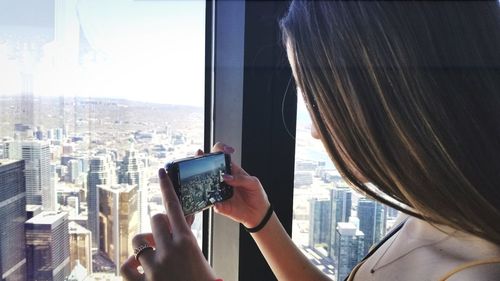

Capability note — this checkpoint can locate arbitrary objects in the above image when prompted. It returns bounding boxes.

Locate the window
[292,94,400,281]
[0,1,206,280]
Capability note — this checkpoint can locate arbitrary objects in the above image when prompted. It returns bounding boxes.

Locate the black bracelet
[244,204,273,233]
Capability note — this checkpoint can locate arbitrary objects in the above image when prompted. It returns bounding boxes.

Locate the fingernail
[223,145,235,154]
[222,174,234,181]
[159,168,167,179]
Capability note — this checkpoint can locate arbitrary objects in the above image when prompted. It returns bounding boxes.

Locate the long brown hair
[281,1,500,244]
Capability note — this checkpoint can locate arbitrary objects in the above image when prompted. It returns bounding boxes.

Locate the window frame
[202,0,214,261]
[208,1,297,280]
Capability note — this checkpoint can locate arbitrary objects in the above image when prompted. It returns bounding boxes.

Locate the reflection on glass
[0,1,205,280]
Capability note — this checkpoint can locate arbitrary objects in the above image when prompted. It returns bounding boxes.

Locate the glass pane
[292,93,400,281]
[0,1,206,280]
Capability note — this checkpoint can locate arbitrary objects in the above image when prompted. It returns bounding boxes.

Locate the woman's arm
[211,143,331,281]
[249,212,332,281]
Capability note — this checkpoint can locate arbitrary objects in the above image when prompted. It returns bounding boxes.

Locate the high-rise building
[69,221,92,276]
[25,211,71,281]
[308,197,331,249]
[54,128,64,141]
[67,196,80,215]
[119,149,149,232]
[118,150,141,185]
[27,204,42,220]
[67,159,81,183]
[98,183,139,275]
[87,155,114,249]
[0,159,28,281]
[358,198,387,255]
[5,140,55,210]
[336,222,364,281]
[329,186,352,258]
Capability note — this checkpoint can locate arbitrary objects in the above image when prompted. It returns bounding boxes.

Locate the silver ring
[134,244,154,261]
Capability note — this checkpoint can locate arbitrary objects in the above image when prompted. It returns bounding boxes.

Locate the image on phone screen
[177,153,231,214]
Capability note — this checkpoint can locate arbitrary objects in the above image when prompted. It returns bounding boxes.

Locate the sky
[178,153,226,181]
[0,0,206,107]
[0,0,315,127]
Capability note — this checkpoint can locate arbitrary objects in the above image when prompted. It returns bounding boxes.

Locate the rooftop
[69,221,91,234]
[26,204,42,212]
[0,159,23,167]
[97,183,136,194]
[337,222,364,237]
[66,260,89,281]
[26,211,68,226]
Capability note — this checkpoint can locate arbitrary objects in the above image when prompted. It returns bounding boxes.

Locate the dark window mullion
[239,1,297,280]
[203,0,215,261]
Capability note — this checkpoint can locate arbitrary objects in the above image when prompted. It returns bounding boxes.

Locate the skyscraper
[5,140,54,209]
[25,211,71,281]
[336,222,364,281]
[0,159,27,281]
[67,159,81,183]
[308,197,331,249]
[329,186,352,258]
[98,183,139,275]
[87,155,114,249]
[69,221,92,276]
[358,198,387,255]
[119,149,148,232]
[119,149,141,185]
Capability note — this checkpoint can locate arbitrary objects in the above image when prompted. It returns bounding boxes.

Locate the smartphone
[165,152,233,215]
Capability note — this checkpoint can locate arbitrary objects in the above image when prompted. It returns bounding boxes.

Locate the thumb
[214,202,231,216]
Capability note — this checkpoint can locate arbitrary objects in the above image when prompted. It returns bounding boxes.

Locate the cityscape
[0,1,398,280]
[178,154,231,215]
[0,1,206,279]
[0,96,205,281]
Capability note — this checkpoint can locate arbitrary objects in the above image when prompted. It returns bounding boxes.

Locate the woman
[121,1,500,280]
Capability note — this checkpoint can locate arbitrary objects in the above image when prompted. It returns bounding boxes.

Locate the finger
[120,255,144,281]
[195,149,204,156]
[211,143,247,176]
[214,202,232,216]
[228,161,248,176]
[212,142,235,154]
[159,168,191,234]
[222,173,257,189]
[151,213,172,256]
[132,234,156,271]
[131,233,156,248]
[186,214,195,226]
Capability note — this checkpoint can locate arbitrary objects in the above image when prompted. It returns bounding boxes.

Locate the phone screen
[176,153,232,215]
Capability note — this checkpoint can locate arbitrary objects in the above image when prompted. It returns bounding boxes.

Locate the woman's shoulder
[431,233,500,280]
[408,217,500,280]
[353,216,500,281]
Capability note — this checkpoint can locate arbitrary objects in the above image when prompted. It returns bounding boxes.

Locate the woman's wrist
[244,204,273,233]
[243,201,272,229]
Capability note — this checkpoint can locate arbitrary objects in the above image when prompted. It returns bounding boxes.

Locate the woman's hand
[120,168,216,281]
[210,142,271,229]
